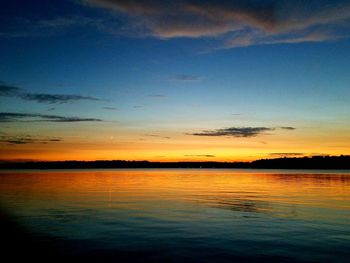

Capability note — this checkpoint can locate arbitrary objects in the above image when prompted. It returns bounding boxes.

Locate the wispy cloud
[268,153,304,157]
[102,106,118,110]
[184,154,216,158]
[0,83,104,104]
[144,134,171,139]
[0,134,62,145]
[0,112,102,123]
[190,127,273,137]
[171,74,200,82]
[0,84,21,95]
[4,1,348,48]
[86,0,350,48]
[222,30,342,49]
[189,126,295,138]
[19,93,103,104]
[85,0,274,38]
[279,126,296,130]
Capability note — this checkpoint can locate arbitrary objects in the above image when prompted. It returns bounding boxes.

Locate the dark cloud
[0,83,104,104]
[279,126,296,130]
[18,93,103,104]
[0,138,34,145]
[48,138,62,142]
[269,153,304,157]
[171,74,200,81]
[86,0,350,47]
[0,134,62,145]
[103,106,118,110]
[0,112,102,123]
[0,84,22,96]
[144,134,171,139]
[184,154,216,157]
[190,126,295,138]
[49,117,103,122]
[190,127,274,137]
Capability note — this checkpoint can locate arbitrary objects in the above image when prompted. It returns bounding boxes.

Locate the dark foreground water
[0,169,349,262]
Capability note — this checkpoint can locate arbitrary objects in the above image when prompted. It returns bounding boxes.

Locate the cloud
[190,126,295,137]
[222,30,342,49]
[171,74,200,82]
[279,126,296,130]
[0,112,102,123]
[191,127,273,137]
[19,93,103,104]
[0,134,62,145]
[268,153,304,157]
[184,154,216,158]
[0,83,104,104]
[3,1,348,48]
[103,106,118,110]
[85,0,275,38]
[86,0,350,48]
[144,134,171,139]
[0,84,22,96]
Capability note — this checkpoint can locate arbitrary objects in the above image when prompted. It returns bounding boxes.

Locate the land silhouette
[0,155,349,170]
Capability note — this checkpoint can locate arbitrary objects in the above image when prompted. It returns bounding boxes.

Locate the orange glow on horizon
[1,125,349,162]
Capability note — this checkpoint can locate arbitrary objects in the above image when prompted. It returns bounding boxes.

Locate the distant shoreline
[0,156,349,170]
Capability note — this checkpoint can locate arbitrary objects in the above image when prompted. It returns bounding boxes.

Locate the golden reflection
[0,170,349,221]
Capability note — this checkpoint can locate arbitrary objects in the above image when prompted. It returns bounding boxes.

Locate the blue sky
[0,0,350,161]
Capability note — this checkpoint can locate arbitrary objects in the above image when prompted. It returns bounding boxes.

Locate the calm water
[0,169,349,262]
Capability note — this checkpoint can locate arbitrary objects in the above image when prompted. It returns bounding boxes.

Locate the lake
[0,169,349,262]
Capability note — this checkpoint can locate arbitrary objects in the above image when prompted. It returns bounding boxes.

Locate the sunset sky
[1,0,350,162]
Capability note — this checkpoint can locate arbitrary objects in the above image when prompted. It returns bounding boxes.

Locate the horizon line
[1,154,349,164]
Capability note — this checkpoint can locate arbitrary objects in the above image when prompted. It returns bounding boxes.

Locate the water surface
[0,169,349,262]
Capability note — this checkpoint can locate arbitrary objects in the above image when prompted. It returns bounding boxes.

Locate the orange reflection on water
[0,170,349,222]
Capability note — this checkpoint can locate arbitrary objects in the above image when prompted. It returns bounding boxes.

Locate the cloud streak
[0,112,102,123]
[0,84,21,95]
[279,126,296,130]
[171,74,200,82]
[86,0,350,48]
[184,154,216,158]
[3,1,348,48]
[103,106,118,110]
[144,134,171,139]
[269,153,304,157]
[191,127,273,137]
[0,83,104,104]
[19,93,103,104]
[190,126,295,138]
[0,134,63,145]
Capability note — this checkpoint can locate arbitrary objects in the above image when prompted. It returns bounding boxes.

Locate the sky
[0,0,350,162]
